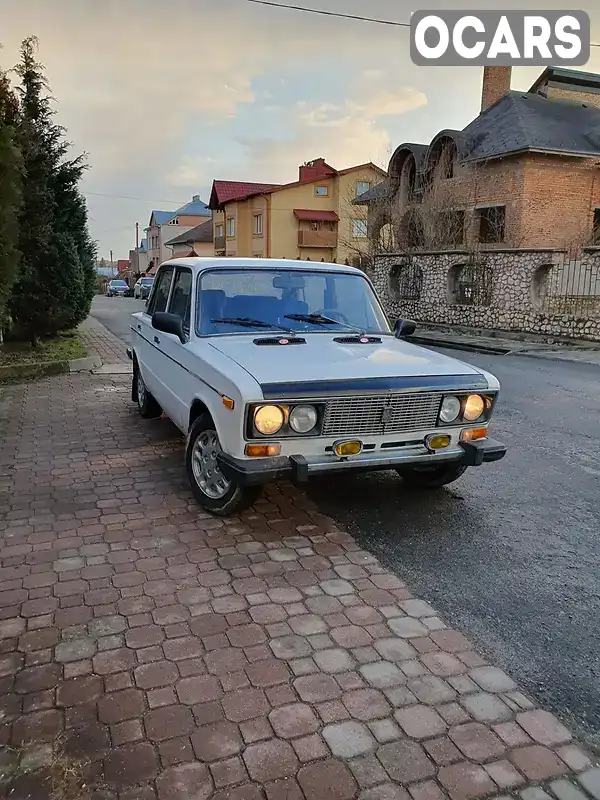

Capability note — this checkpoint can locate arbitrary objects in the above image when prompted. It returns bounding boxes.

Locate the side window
[147,267,174,314]
[168,269,193,335]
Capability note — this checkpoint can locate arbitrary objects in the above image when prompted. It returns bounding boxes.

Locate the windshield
[196,268,390,335]
[141,278,154,285]
[111,280,128,287]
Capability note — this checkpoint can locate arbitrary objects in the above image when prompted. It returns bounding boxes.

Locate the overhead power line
[243,0,408,26]
[242,0,600,47]
[84,191,186,204]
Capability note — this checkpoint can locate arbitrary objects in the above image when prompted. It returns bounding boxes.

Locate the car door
[133,265,175,411]
[155,266,196,432]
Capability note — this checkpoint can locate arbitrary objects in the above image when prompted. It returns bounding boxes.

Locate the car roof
[155,257,364,276]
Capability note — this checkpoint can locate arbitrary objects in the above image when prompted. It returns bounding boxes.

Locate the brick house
[358,66,600,254]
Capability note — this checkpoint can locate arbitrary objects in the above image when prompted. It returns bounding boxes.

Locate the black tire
[185,414,262,516]
[397,463,468,489]
[133,365,162,419]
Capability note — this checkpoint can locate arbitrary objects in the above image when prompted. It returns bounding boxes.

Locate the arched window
[399,155,417,204]
[440,140,458,179]
[389,260,423,301]
[400,210,425,249]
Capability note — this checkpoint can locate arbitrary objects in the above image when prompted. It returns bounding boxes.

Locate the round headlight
[440,395,461,423]
[289,405,318,434]
[464,394,485,421]
[254,405,284,435]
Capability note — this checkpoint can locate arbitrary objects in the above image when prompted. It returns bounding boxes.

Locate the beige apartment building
[208,159,386,265]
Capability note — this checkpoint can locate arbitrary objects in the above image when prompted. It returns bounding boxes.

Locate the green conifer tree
[0,61,22,341]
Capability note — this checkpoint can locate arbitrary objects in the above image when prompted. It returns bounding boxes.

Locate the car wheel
[186,414,262,516]
[396,463,468,489]
[133,366,162,419]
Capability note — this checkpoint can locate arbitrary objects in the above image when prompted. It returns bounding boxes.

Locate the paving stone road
[0,319,597,799]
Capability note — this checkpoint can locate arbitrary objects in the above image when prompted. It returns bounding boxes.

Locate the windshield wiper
[284,313,366,337]
[211,317,295,335]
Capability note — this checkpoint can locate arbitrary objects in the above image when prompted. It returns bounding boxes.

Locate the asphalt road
[92,296,600,751]
[91,294,145,345]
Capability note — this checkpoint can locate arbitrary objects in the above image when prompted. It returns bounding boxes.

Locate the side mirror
[394,319,417,339]
[152,311,185,342]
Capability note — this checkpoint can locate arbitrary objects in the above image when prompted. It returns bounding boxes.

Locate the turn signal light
[461,427,487,442]
[245,444,281,457]
[333,440,363,457]
[222,396,235,410]
[425,433,451,450]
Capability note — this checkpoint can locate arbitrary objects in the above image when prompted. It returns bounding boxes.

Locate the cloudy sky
[1,0,599,260]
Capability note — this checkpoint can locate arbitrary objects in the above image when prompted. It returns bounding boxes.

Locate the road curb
[0,351,101,385]
[69,355,102,372]
[411,335,513,355]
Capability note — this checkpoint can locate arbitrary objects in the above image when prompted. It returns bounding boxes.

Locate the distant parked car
[134,276,154,300]
[106,279,130,298]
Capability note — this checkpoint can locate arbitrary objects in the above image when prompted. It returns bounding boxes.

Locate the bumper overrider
[217,437,507,487]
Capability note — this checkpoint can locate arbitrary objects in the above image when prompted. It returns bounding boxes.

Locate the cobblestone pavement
[0,348,598,797]
[79,316,129,366]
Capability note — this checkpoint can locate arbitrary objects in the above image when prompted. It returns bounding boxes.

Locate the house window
[438,210,465,247]
[352,220,368,238]
[592,208,600,244]
[478,206,505,243]
[169,217,179,225]
[315,185,328,196]
[356,181,371,197]
[215,224,224,238]
[253,214,263,235]
[226,217,236,237]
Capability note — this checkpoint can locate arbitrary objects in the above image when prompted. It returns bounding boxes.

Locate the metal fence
[539,255,600,318]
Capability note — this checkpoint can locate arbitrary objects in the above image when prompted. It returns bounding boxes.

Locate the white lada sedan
[128,258,506,516]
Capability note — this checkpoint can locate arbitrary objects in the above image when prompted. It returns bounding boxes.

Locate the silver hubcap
[191,430,231,500]
[137,373,147,407]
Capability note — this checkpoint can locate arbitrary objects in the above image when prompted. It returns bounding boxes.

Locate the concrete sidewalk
[0,327,598,799]
[411,327,600,366]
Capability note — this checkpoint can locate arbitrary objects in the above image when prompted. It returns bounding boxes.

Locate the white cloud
[167,155,219,188]
[225,73,427,182]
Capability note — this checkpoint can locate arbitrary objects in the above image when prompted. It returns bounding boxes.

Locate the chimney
[298,158,334,182]
[481,67,512,112]
[192,194,200,201]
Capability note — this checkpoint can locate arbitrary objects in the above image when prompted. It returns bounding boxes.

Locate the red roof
[209,162,387,210]
[209,181,280,209]
[293,209,340,222]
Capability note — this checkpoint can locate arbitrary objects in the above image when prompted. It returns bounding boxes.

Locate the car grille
[321,392,443,437]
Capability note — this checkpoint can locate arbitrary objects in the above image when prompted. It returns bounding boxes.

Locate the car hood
[207,334,486,388]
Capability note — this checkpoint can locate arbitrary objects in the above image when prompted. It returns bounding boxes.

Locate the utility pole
[135,223,140,276]
[110,249,113,275]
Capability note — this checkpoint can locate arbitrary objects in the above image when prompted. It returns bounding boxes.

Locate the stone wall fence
[372,247,600,342]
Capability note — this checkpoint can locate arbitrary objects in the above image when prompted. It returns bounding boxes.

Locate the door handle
[137,324,141,330]
[154,336,160,344]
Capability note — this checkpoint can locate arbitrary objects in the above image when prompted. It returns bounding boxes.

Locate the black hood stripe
[260,374,489,400]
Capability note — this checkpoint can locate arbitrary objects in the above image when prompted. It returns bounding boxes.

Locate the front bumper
[217,437,507,487]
